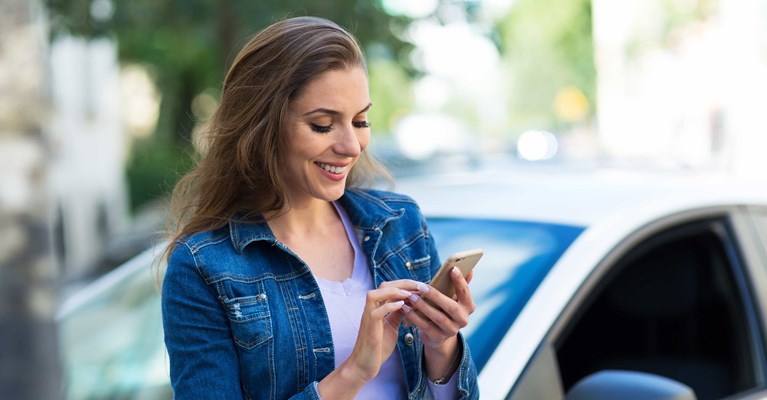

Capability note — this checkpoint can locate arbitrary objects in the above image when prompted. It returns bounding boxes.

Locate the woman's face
[284,66,371,206]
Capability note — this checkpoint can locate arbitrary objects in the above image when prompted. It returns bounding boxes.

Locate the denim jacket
[162,188,479,399]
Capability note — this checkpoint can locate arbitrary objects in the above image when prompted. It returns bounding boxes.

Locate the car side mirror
[564,370,697,400]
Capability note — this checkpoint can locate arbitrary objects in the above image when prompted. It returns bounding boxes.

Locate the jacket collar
[228,188,404,254]
[228,216,274,255]
[337,188,405,231]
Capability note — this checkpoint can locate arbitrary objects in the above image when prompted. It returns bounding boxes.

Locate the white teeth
[317,162,346,174]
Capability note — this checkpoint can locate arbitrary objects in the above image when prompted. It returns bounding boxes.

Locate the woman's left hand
[404,267,476,349]
[401,267,476,382]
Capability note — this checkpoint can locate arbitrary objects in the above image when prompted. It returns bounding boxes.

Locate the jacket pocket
[220,293,273,350]
[384,247,433,283]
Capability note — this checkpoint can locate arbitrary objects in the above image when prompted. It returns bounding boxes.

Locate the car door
[509,206,767,400]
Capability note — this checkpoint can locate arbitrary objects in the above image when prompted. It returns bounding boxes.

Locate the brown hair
[165,16,390,256]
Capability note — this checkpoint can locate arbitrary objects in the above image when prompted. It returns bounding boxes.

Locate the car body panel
[397,166,767,399]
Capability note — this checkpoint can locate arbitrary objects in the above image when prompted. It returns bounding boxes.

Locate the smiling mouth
[316,162,347,174]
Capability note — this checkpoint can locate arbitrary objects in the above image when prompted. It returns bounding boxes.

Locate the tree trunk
[0,0,61,398]
[219,0,237,70]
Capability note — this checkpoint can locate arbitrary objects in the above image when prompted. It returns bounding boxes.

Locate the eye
[310,123,333,133]
[353,120,371,129]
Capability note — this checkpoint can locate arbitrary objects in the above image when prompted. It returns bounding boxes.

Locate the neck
[266,198,339,240]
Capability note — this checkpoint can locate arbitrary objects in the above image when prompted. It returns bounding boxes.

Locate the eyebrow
[302,102,372,117]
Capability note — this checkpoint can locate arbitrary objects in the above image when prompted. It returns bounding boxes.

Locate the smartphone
[429,249,484,298]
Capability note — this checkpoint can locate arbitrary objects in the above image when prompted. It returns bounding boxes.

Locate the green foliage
[496,0,596,131]
[125,138,195,212]
[658,0,717,47]
[368,58,414,134]
[47,1,414,136]
[46,0,415,129]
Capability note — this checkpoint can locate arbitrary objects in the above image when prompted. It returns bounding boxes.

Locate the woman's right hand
[347,283,413,380]
[317,281,416,399]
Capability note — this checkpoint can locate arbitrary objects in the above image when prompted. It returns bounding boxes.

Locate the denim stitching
[349,188,418,206]
[204,267,311,285]
[347,188,393,210]
[409,255,432,265]
[269,321,276,400]
[185,233,230,254]
[186,244,208,280]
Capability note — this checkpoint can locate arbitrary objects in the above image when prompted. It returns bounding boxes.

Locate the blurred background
[1,0,767,398]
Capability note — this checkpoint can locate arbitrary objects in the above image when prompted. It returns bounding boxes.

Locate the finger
[404,297,459,341]
[371,300,405,320]
[407,291,461,334]
[365,287,413,309]
[401,302,435,331]
[413,281,459,316]
[379,279,423,292]
[451,267,475,311]
[465,270,474,284]
[413,279,472,329]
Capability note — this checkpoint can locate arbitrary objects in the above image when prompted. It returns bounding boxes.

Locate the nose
[333,124,362,157]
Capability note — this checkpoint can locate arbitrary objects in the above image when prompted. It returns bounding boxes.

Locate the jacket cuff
[289,381,323,400]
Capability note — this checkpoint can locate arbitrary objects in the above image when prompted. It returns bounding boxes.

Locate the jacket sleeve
[426,216,442,280]
[161,243,244,399]
[455,331,480,399]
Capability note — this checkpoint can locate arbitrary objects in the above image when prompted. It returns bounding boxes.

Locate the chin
[325,190,346,201]
[315,186,346,202]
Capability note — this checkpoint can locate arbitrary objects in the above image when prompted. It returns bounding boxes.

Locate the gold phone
[429,249,484,298]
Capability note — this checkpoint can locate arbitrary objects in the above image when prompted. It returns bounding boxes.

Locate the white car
[58,164,767,400]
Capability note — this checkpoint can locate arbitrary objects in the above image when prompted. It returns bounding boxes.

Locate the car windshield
[427,217,584,370]
[58,217,583,398]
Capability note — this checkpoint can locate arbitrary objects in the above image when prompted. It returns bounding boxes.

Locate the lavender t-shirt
[313,202,457,399]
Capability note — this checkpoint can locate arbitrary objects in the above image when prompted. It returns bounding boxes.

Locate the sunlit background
[2,0,767,397]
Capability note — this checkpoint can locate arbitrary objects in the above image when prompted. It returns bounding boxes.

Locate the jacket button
[363,235,370,242]
[405,333,414,346]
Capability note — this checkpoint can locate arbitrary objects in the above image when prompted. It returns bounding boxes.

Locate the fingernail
[409,294,421,303]
[417,282,431,294]
[400,289,412,297]
[402,304,412,313]
[394,300,404,306]
[451,266,460,277]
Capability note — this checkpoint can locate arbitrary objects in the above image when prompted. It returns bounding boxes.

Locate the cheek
[358,131,371,153]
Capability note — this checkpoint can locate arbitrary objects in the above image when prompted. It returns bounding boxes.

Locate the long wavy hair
[164,16,390,256]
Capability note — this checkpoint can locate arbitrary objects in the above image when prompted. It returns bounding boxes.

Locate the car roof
[394,162,767,227]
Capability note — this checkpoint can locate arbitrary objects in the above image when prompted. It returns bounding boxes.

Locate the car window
[427,217,583,370]
[554,218,763,400]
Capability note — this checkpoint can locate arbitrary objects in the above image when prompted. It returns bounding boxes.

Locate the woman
[161,16,479,399]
